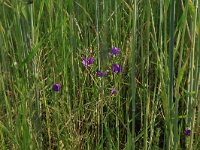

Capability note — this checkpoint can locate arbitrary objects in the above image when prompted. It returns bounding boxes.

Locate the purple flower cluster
[52,47,122,95]
[52,83,61,92]
[111,47,120,55]
[112,64,122,74]
[184,128,191,136]
[82,57,94,67]
[81,47,122,96]
[96,70,108,77]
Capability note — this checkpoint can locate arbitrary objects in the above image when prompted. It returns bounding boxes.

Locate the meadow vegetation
[0,0,200,149]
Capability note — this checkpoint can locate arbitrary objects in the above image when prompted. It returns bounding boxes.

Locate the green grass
[0,0,200,149]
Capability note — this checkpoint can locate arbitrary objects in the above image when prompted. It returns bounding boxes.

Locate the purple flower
[111,88,117,96]
[82,57,94,67]
[184,128,191,136]
[112,64,122,73]
[111,47,120,55]
[96,70,108,77]
[52,83,61,92]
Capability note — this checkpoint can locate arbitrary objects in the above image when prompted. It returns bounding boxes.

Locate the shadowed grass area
[0,0,199,149]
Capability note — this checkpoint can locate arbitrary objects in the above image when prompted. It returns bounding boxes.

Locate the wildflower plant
[111,47,120,56]
[184,128,191,136]
[96,70,108,77]
[112,64,122,74]
[94,46,122,97]
[52,83,61,92]
[82,57,94,67]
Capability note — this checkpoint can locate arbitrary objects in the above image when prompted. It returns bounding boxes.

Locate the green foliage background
[0,0,199,149]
